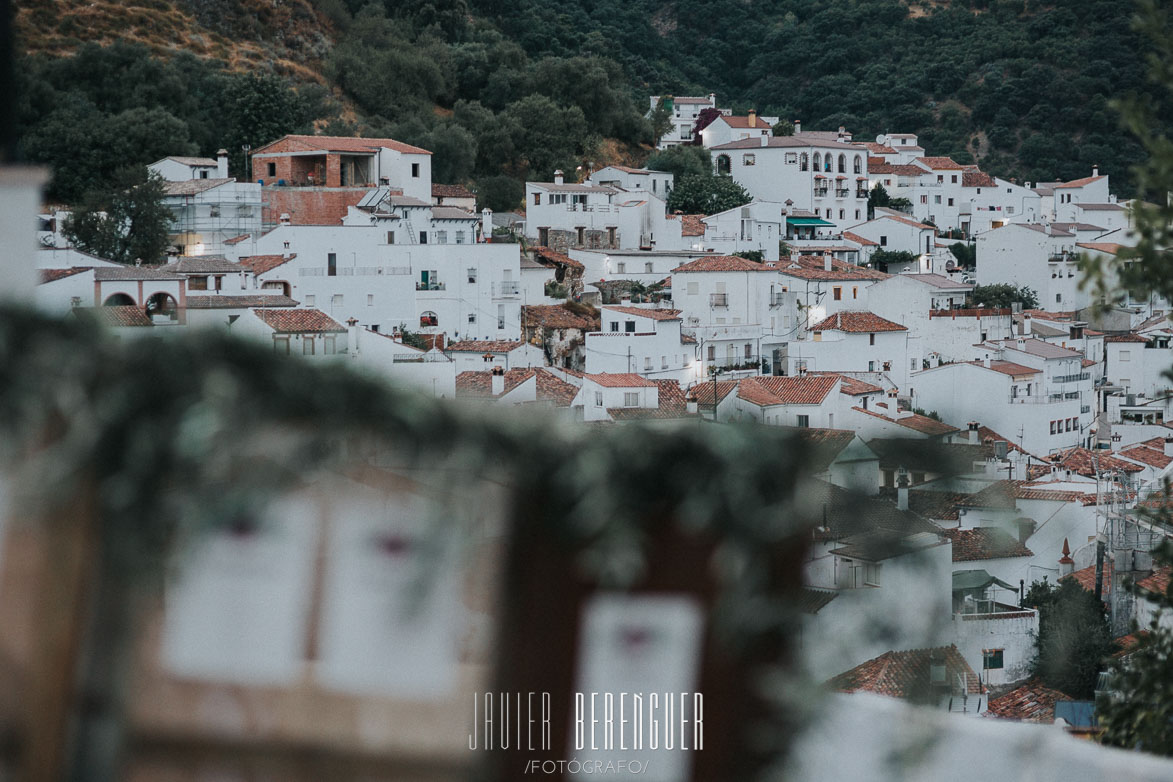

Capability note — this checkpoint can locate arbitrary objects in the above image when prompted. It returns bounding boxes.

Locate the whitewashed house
[844,213,937,259]
[975,223,1096,312]
[777,254,890,330]
[574,372,660,422]
[442,339,545,372]
[698,111,778,148]
[1105,331,1173,401]
[584,305,698,384]
[727,374,844,427]
[525,172,678,252]
[788,311,917,390]
[588,166,674,199]
[649,94,718,149]
[696,200,787,261]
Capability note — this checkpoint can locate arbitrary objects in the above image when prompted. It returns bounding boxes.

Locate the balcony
[416,281,446,291]
[710,293,729,308]
[813,188,829,198]
[1053,372,1090,383]
[1081,405,1092,414]
[493,280,520,297]
[835,189,850,198]
[856,190,869,199]
[769,294,786,307]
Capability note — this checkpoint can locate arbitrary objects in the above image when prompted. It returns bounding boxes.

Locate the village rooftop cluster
[26,94,1173,730]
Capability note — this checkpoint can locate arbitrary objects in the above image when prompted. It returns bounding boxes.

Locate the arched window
[824,155,833,173]
[813,153,821,172]
[800,153,809,171]
[716,154,731,175]
[145,292,178,322]
[102,293,135,307]
[853,155,863,174]
[420,311,438,328]
[838,154,846,173]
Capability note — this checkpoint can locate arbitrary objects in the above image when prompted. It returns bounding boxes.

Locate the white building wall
[951,611,1038,689]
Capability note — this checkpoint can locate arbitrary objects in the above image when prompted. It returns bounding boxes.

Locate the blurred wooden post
[22,483,98,782]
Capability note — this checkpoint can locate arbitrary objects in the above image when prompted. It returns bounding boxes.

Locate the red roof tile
[986,679,1069,723]
[810,311,907,333]
[944,527,1033,562]
[39,267,92,284]
[608,380,692,420]
[456,368,578,406]
[431,183,474,198]
[962,171,998,188]
[1120,442,1173,469]
[779,255,890,281]
[1054,175,1106,189]
[585,373,657,388]
[254,134,431,156]
[879,213,937,231]
[972,360,1040,378]
[239,254,295,275]
[75,306,153,327]
[916,156,966,170]
[1104,333,1147,343]
[808,371,883,395]
[687,380,738,406]
[678,214,706,236]
[1047,446,1145,476]
[532,246,585,270]
[853,405,961,436]
[253,308,345,334]
[842,231,878,247]
[1137,566,1171,596]
[602,306,682,321]
[736,375,839,407]
[445,339,525,353]
[1064,562,1113,595]
[828,645,983,698]
[672,255,773,273]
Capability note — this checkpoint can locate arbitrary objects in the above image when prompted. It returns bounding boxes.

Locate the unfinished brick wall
[262,188,370,226]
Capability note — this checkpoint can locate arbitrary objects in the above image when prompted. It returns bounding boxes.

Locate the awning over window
[952,569,1016,593]
[786,217,836,227]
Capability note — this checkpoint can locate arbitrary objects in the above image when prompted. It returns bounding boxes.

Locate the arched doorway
[145,292,179,323]
[102,293,135,306]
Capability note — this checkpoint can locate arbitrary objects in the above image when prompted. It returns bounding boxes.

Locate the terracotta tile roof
[779,255,890,281]
[445,339,525,353]
[456,368,579,406]
[39,267,92,284]
[842,231,878,247]
[680,214,706,236]
[958,480,1018,510]
[1120,440,1173,469]
[916,156,965,170]
[879,213,937,231]
[1047,446,1145,476]
[810,311,907,333]
[522,304,599,331]
[852,406,961,436]
[186,295,297,309]
[74,306,153,328]
[793,427,858,472]
[944,527,1033,562]
[797,588,839,614]
[602,306,682,321]
[1075,202,1125,211]
[1064,562,1113,595]
[253,308,345,334]
[736,375,839,407]
[239,254,295,275]
[719,115,773,129]
[254,134,431,156]
[1104,333,1147,343]
[972,360,1040,378]
[828,645,983,698]
[585,372,658,388]
[962,171,998,188]
[608,380,691,420]
[163,256,241,274]
[808,371,883,395]
[532,246,585,270]
[1054,175,1106,189]
[431,183,474,198]
[672,255,772,273]
[162,178,234,196]
[223,234,250,245]
[907,490,969,521]
[1052,223,1108,233]
[94,266,181,281]
[1113,630,1151,658]
[862,142,896,154]
[1136,566,1171,596]
[1080,358,1098,368]
[993,337,1082,359]
[902,273,973,290]
[807,479,943,542]
[986,679,1069,722]
[160,155,218,166]
[686,380,738,406]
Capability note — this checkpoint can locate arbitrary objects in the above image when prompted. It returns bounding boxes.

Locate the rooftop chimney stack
[481,208,493,243]
[217,148,229,179]
[1058,538,1074,577]
[794,119,801,135]
[491,365,505,395]
[554,170,564,186]
[748,109,757,128]
[346,317,359,357]
[1093,164,1099,177]
[1023,313,1032,336]
[896,472,910,511]
[1165,435,1173,457]
[823,251,833,272]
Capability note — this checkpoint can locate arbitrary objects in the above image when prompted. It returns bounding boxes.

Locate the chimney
[1093,164,1099,177]
[1044,223,1052,236]
[1058,538,1074,577]
[896,471,909,511]
[794,119,801,134]
[1022,313,1032,336]
[346,317,359,357]
[748,109,757,128]
[1165,435,1173,457]
[707,92,716,105]
[838,125,846,139]
[554,170,564,186]
[217,148,229,179]
[983,354,991,368]
[491,365,505,395]
[968,421,979,432]
[760,134,769,147]
[1017,338,1026,351]
[620,297,632,306]
[481,208,493,243]
[279,213,291,225]
[823,251,832,272]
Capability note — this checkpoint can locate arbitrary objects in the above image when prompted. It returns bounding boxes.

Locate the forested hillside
[13,0,1161,207]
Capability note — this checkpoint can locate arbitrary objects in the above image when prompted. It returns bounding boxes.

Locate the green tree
[868,249,919,272]
[476,175,523,212]
[63,169,174,265]
[969,283,1039,309]
[645,145,712,182]
[1027,577,1115,699]
[868,183,891,220]
[649,96,673,146]
[772,119,794,136]
[666,174,751,215]
[949,241,976,269]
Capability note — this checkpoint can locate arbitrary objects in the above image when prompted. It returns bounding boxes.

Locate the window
[267,162,276,177]
[595,392,604,407]
[983,649,1004,670]
[839,209,845,219]
[1050,421,1057,435]
[743,153,756,166]
[800,153,809,171]
[617,262,626,273]
[869,333,876,346]
[274,335,290,354]
[468,313,476,323]
[607,226,617,246]
[533,193,541,206]
[1120,350,1131,361]
[327,252,337,276]
[921,195,928,204]
[419,231,428,244]
[785,152,797,164]
[367,294,374,307]
[948,198,954,207]
[934,195,942,205]
[880,235,888,246]
[332,294,343,308]
[644,357,652,371]
[707,345,716,361]
[305,295,315,306]
[645,262,654,273]
[387,230,395,244]
[468,268,478,283]
[796,414,810,428]
[456,231,466,244]
[838,154,846,173]
[576,226,585,245]
[852,287,858,299]
[868,360,876,371]
[209,205,220,217]
[813,153,822,171]
[303,336,315,356]
[497,304,505,330]
[854,156,863,174]
[744,343,752,359]
[1056,293,1062,303]
[411,163,420,178]
[662,355,668,369]
[716,155,731,175]
[624,392,639,407]
[855,209,861,219]
[833,287,843,301]
[436,230,448,244]
[610,321,619,332]
[625,321,636,333]
[911,358,917,370]
[189,277,208,291]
